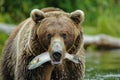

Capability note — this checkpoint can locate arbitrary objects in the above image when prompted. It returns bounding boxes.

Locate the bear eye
[61,33,67,39]
[47,34,52,39]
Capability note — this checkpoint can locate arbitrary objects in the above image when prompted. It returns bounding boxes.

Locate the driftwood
[84,35,120,50]
[0,23,120,50]
[0,23,15,34]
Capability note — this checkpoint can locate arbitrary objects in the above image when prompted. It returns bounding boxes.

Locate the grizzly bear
[1,7,85,80]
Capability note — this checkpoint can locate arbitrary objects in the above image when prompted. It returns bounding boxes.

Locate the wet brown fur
[1,7,85,80]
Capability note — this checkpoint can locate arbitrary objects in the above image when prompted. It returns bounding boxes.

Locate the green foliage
[84,3,120,37]
[0,32,8,55]
[96,14,120,37]
[0,0,120,25]
[0,0,47,24]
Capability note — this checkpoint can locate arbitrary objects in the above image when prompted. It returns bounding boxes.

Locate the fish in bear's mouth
[28,51,80,70]
[28,37,80,70]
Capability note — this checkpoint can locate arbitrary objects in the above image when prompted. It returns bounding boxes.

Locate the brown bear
[1,7,85,80]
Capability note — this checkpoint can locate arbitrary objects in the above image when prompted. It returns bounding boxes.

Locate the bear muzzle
[49,38,65,65]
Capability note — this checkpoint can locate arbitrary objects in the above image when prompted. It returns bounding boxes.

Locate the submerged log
[84,35,120,50]
[0,23,15,34]
[0,23,120,50]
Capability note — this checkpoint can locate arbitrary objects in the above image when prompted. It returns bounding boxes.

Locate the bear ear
[30,9,45,23]
[70,10,84,24]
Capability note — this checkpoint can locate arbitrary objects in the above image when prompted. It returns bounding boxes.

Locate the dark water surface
[85,50,120,80]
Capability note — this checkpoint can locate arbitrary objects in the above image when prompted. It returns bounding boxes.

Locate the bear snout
[49,37,66,65]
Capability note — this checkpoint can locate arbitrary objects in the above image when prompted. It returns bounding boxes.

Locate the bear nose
[52,51,62,61]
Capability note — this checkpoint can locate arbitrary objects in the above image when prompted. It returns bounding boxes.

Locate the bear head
[28,8,84,69]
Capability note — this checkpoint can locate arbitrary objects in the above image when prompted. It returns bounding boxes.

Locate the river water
[0,50,120,80]
[85,50,120,80]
